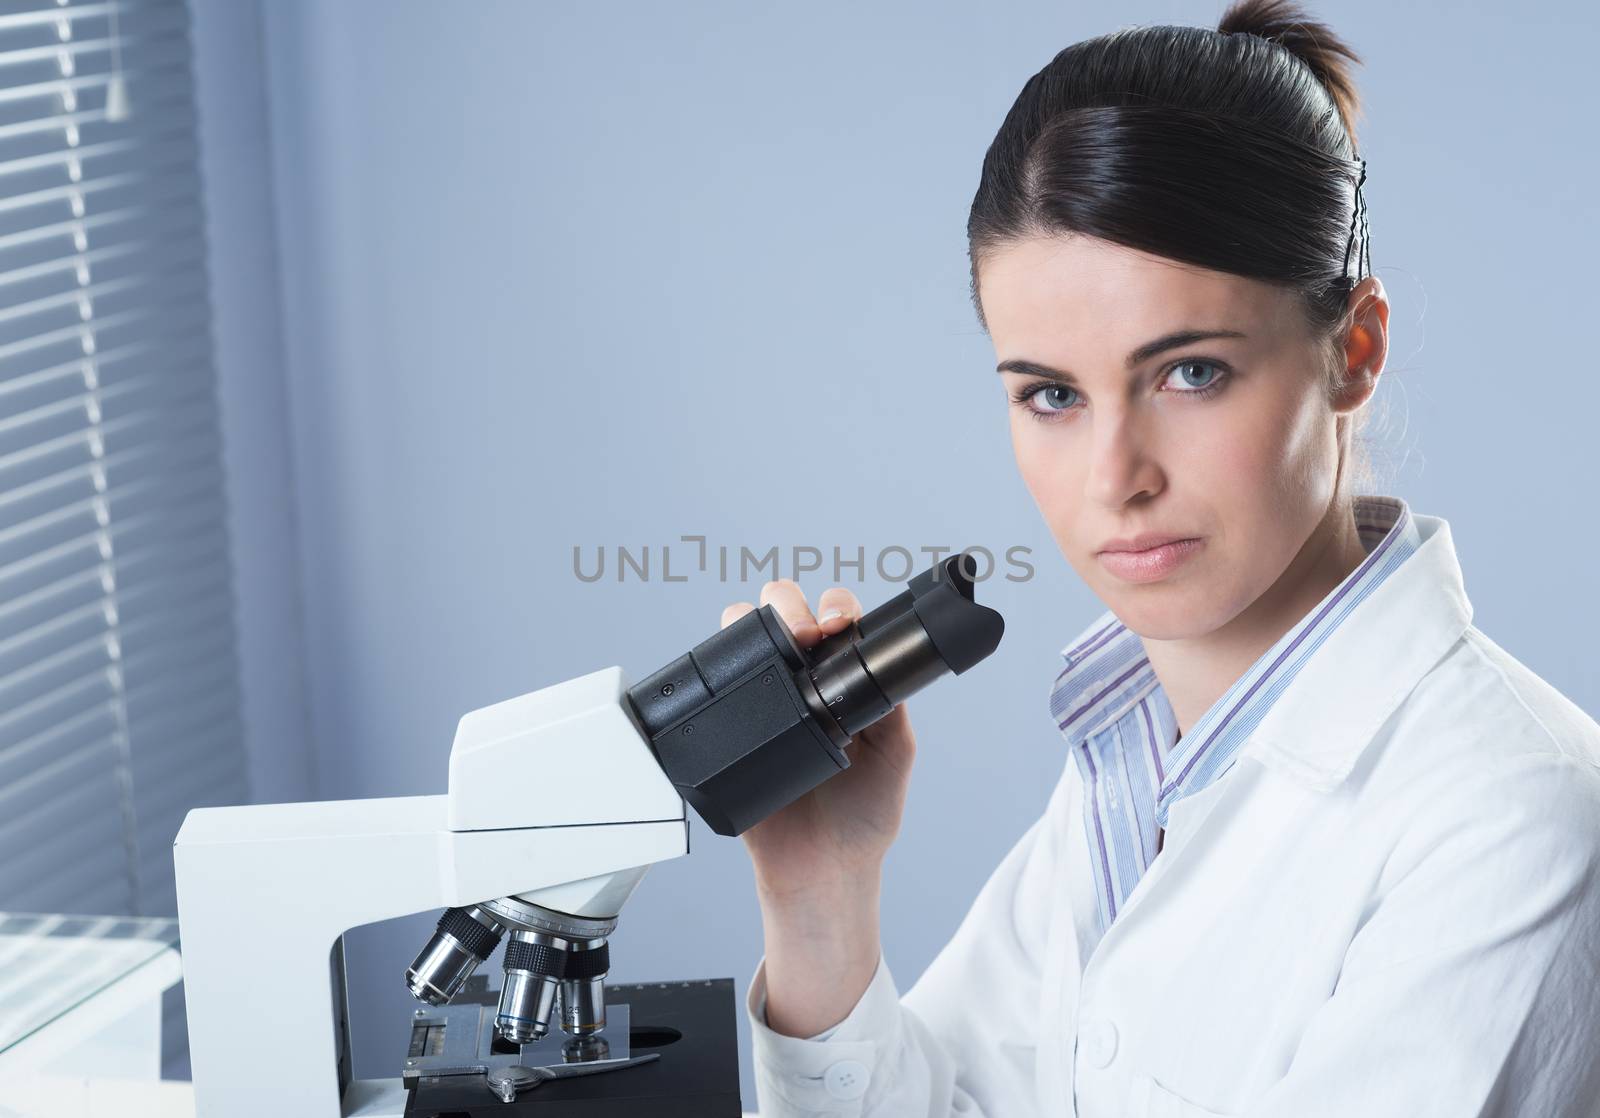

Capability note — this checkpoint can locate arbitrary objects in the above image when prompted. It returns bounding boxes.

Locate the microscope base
[402,976,742,1117]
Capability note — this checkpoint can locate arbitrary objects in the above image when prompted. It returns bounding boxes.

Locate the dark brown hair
[967,0,1376,486]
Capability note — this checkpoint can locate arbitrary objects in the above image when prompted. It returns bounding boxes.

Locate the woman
[719,2,1600,1115]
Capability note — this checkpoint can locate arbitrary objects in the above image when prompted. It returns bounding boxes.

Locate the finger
[759,578,822,646]
[720,601,755,630]
[814,586,863,634]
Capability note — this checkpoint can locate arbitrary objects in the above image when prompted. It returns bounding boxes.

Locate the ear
[1334,275,1390,414]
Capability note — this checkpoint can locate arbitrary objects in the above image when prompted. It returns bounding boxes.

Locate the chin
[1094,576,1240,643]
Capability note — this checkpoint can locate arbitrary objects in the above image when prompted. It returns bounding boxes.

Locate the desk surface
[0,911,180,1056]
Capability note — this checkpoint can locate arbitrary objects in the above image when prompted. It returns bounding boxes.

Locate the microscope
[174,553,1004,1116]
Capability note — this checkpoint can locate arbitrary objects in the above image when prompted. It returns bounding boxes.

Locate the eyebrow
[995,329,1248,382]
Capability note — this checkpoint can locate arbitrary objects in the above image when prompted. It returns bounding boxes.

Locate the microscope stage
[401,974,742,1117]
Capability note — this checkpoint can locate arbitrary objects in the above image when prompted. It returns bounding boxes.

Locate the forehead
[979,234,1300,352]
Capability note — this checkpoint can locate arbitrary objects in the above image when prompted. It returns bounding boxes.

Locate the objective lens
[494,931,565,1044]
[404,906,503,1006]
[559,937,610,1035]
[496,967,558,1044]
[560,977,607,1035]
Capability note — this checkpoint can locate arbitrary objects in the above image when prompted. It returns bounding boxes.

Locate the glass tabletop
[0,911,180,1055]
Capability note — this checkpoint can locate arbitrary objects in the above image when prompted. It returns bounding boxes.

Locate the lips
[1095,536,1205,584]
[1097,532,1198,554]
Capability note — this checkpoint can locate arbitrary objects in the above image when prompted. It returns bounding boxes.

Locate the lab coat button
[1083,1019,1119,1068]
[824,1058,870,1100]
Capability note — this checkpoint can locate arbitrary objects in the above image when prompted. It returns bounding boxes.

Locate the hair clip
[1342,155,1368,284]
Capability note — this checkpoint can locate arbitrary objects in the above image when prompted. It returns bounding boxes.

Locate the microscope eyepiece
[626,551,1005,836]
[404,906,503,1006]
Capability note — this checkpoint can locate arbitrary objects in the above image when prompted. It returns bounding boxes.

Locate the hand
[719,578,917,906]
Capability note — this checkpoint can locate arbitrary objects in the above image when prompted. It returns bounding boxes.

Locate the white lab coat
[745,509,1600,1116]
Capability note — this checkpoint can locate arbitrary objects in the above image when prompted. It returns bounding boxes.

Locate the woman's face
[983,233,1351,641]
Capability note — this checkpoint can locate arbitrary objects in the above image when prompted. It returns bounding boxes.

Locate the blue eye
[1022,383,1078,415]
[1168,361,1223,392]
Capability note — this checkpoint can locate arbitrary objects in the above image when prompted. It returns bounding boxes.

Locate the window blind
[0,0,248,1074]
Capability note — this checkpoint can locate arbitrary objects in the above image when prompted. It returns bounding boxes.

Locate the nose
[1083,408,1163,509]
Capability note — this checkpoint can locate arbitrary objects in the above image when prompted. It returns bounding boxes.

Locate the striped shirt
[1049,494,1421,937]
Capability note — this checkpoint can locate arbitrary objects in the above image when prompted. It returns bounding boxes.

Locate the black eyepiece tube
[809,552,1004,737]
[626,551,1005,836]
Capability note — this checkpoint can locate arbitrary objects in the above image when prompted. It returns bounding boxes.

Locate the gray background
[187,1,1599,1104]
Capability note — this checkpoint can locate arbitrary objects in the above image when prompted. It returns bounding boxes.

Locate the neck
[1143,497,1368,738]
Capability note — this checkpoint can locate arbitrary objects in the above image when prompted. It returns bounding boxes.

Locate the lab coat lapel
[1240,511,1472,790]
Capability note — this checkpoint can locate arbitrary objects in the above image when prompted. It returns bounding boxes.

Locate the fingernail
[818,609,844,623]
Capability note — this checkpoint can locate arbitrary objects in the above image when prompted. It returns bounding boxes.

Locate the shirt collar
[1049,495,1473,792]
